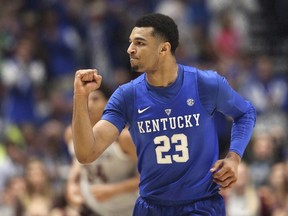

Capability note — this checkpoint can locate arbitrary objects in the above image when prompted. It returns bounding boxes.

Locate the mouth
[129,56,138,62]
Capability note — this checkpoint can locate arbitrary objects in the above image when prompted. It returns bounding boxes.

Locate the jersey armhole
[195,68,219,116]
[121,82,135,126]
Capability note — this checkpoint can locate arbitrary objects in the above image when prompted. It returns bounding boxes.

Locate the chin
[131,66,143,73]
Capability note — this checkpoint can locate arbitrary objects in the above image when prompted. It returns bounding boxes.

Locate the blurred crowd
[0,0,287,215]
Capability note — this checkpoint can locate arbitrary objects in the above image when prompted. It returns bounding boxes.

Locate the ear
[160,42,171,54]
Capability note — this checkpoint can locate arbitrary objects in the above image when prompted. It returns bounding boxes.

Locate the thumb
[210,160,224,173]
[94,73,102,83]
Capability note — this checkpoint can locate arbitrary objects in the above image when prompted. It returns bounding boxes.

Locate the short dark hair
[135,13,179,54]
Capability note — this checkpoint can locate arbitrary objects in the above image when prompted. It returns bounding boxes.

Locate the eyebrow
[129,37,147,42]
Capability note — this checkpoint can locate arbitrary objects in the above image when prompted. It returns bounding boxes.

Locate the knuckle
[76,69,85,74]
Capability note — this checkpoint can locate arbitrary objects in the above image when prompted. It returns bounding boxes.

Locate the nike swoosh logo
[138,106,151,114]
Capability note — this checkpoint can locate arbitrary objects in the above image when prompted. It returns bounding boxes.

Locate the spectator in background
[39,7,82,80]
[0,125,27,201]
[0,0,23,58]
[239,55,288,161]
[0,175,26,216]
[245,133,277,188]
[222,50,255,91]
[15,158,55,216]
[0,37,46,125]
[37,119,71,191]
[258,162,288,216]
[49,176,93,216]
[155,0,193,59]
[84,0,133,90]
[208,0,258,54]
[60,0,89,68]
[212,10,242,62]
[120,0,156,21]
[225,161,260,216]
[239,55,288,115]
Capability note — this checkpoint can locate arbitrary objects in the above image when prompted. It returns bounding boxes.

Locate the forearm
[213,74,256,158]
[90,174,139,201]
[229,104,256,157]
[72,95,96,163]
[110,175,140,195]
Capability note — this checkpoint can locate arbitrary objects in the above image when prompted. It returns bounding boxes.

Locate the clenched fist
[74,69,102,97]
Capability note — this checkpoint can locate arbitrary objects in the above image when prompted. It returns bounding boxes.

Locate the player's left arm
[211,74,256,190]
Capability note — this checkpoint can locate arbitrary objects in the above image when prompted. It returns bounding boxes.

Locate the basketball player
[66,86,139,216]
[72,13,256,216]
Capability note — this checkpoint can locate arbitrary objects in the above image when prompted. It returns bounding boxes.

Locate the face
[26,160,47,188]
[127,27,164,73]
[269,163,286,187]
[88,90,107,125]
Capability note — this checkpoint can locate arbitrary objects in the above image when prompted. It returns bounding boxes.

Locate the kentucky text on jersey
[137,113,200,133]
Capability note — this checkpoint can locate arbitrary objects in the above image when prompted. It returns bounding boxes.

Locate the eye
[136,41,145,46]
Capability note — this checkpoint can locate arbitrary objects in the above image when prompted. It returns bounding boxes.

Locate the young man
[72,13,256,216]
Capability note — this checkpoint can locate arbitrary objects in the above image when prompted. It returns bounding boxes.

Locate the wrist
[73,94,89,107]
[226,151,241,164]
[74,92,89,97]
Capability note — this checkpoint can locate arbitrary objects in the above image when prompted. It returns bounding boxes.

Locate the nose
[127,43,136,55]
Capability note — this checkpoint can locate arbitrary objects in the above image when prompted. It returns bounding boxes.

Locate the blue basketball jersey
[102,64,256,203]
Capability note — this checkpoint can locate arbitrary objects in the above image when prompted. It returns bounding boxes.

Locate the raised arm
[72,69,119,164]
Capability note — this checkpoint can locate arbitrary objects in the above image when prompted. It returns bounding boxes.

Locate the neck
[146,58,178,87]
